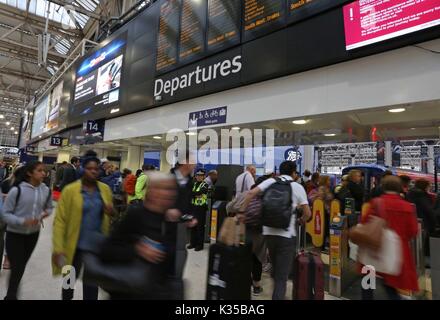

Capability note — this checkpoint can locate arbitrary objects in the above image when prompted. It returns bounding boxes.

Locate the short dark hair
[304,170,311,177]
[71,156,80,164]
[415,178,430,191]
[383,170,393,177]
[123,168,132,175]
[399,175,411,187]
[82,150,100,167]
[24,161,43,183]
[382,176,402,193]
[279,161,297,176]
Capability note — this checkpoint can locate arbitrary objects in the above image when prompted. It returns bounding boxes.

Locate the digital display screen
[156,0,181,71]
[288,0,349,24]
[46,80,63,131]
[243,0,285,41]
[207,0,241,52]
[72,34,126,116]
[31,95,49,139]
[179,0,207,62]
[344,0,440,50]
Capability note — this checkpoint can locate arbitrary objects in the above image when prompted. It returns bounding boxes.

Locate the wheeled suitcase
[206,242,252,300]
[293,225,325,300]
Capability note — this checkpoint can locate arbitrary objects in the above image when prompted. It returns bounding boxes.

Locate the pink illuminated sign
[344,0,440,50]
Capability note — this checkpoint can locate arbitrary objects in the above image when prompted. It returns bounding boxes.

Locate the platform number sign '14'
[84,120,104,135]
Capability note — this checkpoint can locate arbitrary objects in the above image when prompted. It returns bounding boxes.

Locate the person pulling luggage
[188,170,209,251]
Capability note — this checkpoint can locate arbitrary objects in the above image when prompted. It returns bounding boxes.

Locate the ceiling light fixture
[232,127,240,130]
[10,127,14,131]
[6,121,10,126]
[153,136,162,140]
[0,115,4,119]
[186,132,197,136]
[292,119,308,125]
[14,131,18,134]
[388,108,406,113]
[324,133,336,137]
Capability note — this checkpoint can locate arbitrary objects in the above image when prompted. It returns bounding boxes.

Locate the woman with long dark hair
[0,161,53,300]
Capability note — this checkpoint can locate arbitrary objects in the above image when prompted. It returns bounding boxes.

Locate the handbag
[348,199,386,251]
[226,173,249,215]
[83,221,165,296]
[82,253,159,295]
[218,216,246,246]
[349,198,403,275]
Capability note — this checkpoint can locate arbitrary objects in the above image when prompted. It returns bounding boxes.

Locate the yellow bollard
[306,199,325,248]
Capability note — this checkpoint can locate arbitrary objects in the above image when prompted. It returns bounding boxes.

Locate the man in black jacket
[60,157,81,191]
[347,169,365,212]
[166,153,198,299]
[407,179,440,257]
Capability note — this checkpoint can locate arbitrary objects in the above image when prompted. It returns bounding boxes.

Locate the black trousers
[62,249,99,300]
[252,253,262,282]
[190,206,207,248]
[5,231,40,300]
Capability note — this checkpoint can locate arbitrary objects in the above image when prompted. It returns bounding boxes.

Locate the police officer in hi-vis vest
[188,169,209,251]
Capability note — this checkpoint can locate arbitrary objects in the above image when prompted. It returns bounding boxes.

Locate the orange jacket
[124,174,137,196]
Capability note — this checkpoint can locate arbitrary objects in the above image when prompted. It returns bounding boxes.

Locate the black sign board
[243,0,286,42]
[207,0,241,53]
[82,119,105,145]
[26,145,36,153]
[179,0,207,64]
[156,0,181,72]
[50,136,63,147]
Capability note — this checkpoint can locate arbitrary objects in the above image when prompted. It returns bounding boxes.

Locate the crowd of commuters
[0,152,439,300]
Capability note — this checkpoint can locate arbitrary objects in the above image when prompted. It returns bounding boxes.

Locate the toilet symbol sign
[189,106,227,128]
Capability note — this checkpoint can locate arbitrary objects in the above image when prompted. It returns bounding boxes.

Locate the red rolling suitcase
[293,225,325,300]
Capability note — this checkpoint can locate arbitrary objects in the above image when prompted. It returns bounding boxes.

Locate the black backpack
[261,178,293,230]
[13,186,52,211]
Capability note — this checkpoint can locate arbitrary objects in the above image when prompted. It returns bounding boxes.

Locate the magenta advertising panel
[344,0,440,50]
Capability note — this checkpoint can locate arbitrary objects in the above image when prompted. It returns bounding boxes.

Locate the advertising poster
[344,0,440,50]
[31,95,49,139]
[46,80,63,131]
[72,33,126,116]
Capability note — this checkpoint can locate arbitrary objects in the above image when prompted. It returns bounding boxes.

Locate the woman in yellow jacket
[52,151,114,300]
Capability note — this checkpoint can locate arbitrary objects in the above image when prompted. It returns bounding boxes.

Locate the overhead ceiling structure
[0,0,141,147]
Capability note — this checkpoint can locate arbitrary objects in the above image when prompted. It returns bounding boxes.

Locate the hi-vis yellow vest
[192,182,208,206]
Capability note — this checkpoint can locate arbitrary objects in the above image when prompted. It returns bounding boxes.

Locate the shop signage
[188,106,227,128]
[284,147,301,162]
[155,56,242,98]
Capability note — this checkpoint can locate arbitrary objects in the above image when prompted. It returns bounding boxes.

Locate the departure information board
[243,0,286,41]
[156,0,181,71]
[207,0,241,53]
[179,0,207,62]
[288,0,349,24]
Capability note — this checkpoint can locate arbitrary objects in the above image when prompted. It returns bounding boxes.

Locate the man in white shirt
[235,165,256,197]
[239,161,311,300]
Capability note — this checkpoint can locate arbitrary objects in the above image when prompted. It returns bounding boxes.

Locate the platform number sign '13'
[50,136,63,147]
